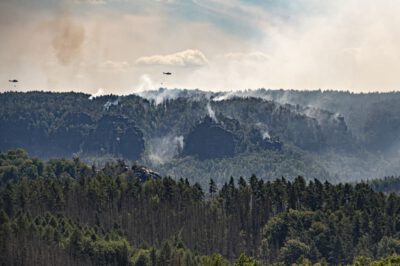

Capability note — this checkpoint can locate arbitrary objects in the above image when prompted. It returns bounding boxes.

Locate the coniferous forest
[2,149,400,266]
[3,0,400,263]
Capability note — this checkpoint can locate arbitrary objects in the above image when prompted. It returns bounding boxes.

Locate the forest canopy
[1,149,400,265]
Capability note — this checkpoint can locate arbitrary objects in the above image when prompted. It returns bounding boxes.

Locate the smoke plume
[206,102,218,122]
[147,135,184,165]
[52,16,85,66]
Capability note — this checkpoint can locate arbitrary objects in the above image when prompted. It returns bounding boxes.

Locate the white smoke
[212,91,235,102]
[147,135,184,165]
[212,89,273,102]
[175,136,184,152]
[136,88,213,105]
[89,88,104,99]
[262,131,271,140]
[255,122,271,140]
[103,98,119,110]
[136,74,155,92]
[206,102,218,123]
[136,88,181,105]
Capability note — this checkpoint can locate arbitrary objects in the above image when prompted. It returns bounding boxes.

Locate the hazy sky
[1,0,400,94]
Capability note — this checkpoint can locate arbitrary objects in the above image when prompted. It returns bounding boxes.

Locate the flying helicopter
[8,79,18,87]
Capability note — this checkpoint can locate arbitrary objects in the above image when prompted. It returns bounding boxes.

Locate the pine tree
[209,179,217,197]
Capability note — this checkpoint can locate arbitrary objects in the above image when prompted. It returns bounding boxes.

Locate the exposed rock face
[213,98,324,151]
[48,112,94,157]
[50,126,86,157]
[131,164,161,181]
[83,115,144,160]
[0,110,145,160]
[0,111,95,158]
[0,115,50,158]
[262,137,282,151]
[247,128,283,152]
[297,107,352,151]
[183,116,235,160]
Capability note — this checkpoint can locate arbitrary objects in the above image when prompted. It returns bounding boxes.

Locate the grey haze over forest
[1,88,400,186]
[3,0,400,265]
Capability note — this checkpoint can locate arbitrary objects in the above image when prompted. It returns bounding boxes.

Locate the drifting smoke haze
[255,123,271,140]
[136,75,156,93]
[89,88,104,99]
[51,15,85,66]
[103,98,119,110]
[1,0,400,92]
[146,135,184,165]
[206,102,218,123]
[136,88,184,105]
[136,88,213,105]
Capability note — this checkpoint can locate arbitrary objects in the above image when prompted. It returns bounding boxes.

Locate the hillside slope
[1,89,400,183]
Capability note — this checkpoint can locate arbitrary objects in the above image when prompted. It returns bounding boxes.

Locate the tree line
[1,149,400,265]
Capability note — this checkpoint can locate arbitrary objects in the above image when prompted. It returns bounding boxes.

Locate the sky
[1,0,400,94]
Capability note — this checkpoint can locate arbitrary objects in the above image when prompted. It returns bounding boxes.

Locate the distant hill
[1,89,400,184]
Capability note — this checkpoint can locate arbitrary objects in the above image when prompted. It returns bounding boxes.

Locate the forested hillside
[2,89,400,184]
[259,89,400,154]
[2,149,400,265]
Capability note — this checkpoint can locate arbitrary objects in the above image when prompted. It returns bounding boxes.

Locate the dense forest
[2,89,400,185]
[2,149,400,265]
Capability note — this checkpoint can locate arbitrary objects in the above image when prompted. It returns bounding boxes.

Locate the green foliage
[234,253,260,266]
[201,253,228,266]
[352,254,400,266]
[2,150,400,265]
[279,239,311,265]
[131,249,151,266]
[352,256,373,266]
[377,237,400,257]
